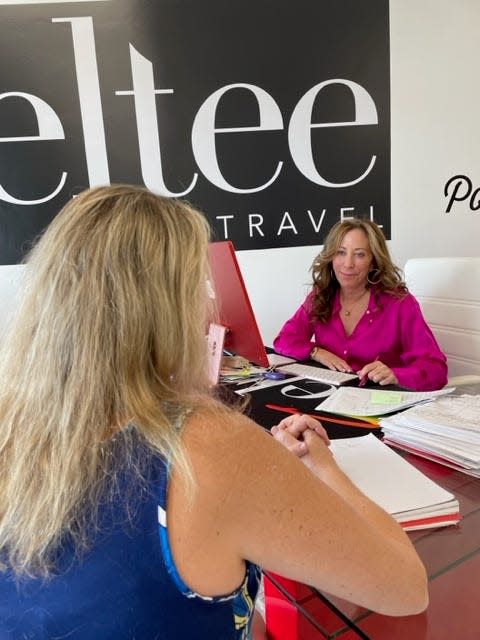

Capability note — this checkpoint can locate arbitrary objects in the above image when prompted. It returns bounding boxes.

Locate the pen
[358,374,368,387]
[358,354,381,387]
[265,404,376,429]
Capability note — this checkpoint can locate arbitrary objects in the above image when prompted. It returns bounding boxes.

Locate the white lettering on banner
[277,211,298,235]
[57,16,379,197]
[288,79,378,187]
[116,45,198,197]
[216,205,376,239]
[52,16,110,186]
[249,214,265,237]
[216,215,234,238]
[307,209,326,232]
[341,205,379,226]
[0,92,67,204]
[0,15,381,206]
[191,83,284,194]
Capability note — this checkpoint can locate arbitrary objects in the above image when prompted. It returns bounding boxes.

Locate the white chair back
[404,257,480,378]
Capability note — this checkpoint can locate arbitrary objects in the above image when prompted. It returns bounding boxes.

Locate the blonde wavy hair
[311,218,407,323]
[0,184,213,576]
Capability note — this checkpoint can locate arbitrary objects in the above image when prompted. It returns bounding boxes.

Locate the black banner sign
[0,0,390,262]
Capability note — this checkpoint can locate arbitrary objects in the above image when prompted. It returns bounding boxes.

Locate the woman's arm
[273,297,316,361]
[169,407,428,617]
[391,295,448,390]
[273,296,352,371]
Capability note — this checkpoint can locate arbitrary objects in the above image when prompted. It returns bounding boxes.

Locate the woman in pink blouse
[273,219,448,391]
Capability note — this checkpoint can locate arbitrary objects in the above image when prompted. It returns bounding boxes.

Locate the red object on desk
[358,374,368,388]
[264,573,354,640]
[265,403,374,429]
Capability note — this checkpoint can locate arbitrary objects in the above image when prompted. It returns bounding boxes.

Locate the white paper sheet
[329,434,458,518]
[317,386,452,417]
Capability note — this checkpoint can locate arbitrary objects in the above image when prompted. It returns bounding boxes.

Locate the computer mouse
[265,370,287,380]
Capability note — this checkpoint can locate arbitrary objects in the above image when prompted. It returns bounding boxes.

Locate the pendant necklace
[341,290,368,316]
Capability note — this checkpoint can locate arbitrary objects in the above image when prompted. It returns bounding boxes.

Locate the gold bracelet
[310,347,318,360]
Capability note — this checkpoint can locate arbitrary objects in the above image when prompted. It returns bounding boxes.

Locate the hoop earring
[367,269,381,285]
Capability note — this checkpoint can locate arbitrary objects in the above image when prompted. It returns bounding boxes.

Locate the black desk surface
[223,372,385,439]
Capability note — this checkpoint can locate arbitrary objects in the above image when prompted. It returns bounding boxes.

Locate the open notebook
[330,434,460,531]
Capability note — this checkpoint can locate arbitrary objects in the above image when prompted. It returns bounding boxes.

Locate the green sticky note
[370,390,403,405]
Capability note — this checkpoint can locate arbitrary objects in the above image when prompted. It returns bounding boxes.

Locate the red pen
[358,374,368,387]
[358,355,380,387]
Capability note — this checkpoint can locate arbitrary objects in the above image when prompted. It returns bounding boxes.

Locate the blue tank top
[0,434,261,639]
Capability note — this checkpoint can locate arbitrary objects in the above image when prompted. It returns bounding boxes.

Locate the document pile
[381,394,480,478]
[317,386,452,417]
[331,434,460,531]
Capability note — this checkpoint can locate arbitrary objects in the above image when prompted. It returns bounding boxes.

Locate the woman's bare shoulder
[172,400,428,616]
[182,400,272,465]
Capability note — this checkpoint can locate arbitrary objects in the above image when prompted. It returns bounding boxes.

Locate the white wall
[390,0,480,267]
[239,0,480,346]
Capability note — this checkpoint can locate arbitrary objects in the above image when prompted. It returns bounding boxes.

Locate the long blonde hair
[311,218,407,322]
[0,185,213,576]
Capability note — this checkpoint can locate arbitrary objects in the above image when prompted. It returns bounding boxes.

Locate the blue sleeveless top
[0,434,261,639]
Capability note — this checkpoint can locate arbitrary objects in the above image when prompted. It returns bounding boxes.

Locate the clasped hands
[271,413,331,462]
[313,347,398,386]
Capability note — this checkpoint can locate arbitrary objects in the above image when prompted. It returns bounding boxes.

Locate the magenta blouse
[273,287,448,391]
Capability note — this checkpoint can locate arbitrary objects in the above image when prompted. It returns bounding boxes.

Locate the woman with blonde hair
[274,218,447,390]
[0,187,427,639]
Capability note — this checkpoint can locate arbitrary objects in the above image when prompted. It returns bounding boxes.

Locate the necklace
[340,290,368,316]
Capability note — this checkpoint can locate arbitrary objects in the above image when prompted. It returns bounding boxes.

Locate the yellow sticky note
[370,390,403,405]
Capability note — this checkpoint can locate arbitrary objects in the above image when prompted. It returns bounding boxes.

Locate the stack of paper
[317,386,453,417]
[330,434,460,531]
[217,353,266,383]
[380,394,480,477]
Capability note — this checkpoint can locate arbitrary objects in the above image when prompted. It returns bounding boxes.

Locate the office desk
[243,379,480,640]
